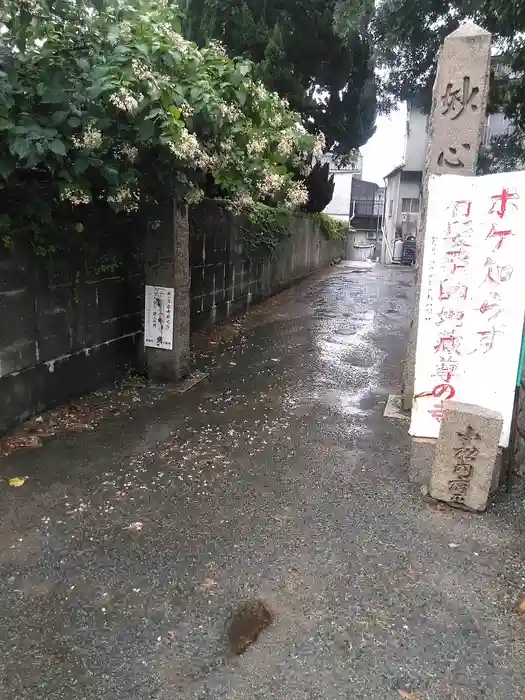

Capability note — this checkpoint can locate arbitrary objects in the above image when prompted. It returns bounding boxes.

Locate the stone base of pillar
[409,436,504,503]
[428,402,502,512]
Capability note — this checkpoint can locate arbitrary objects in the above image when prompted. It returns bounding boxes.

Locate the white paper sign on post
[410,171,525,447]
[144,285,174,350]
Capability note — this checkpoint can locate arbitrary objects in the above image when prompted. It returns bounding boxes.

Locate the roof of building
[383,163,404,180]
[320,152,363,174]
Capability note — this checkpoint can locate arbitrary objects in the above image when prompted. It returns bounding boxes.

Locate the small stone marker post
[429,402,502,511]
[144,198,190,383]
[403,22,492,411]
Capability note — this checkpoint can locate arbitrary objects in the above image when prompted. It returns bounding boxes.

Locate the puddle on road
[305,303,387,419]
[306,386,371,417]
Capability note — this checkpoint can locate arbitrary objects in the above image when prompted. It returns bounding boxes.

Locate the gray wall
[404,104,428,172]
[322,171,354,220]
[0,244,143,433]
[0,201,345,432]
[512,378,525,475]
[189,201,346,329]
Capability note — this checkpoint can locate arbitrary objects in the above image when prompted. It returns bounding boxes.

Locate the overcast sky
[360,104,407,185]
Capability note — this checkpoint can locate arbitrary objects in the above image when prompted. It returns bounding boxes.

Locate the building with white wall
[321,153,363,222]
[380,99,511,264]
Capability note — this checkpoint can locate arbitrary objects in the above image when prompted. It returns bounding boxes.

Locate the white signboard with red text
[144,285,174,350]
[410,171,525,447]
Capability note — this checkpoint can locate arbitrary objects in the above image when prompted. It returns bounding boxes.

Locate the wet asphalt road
[2,262,525,700]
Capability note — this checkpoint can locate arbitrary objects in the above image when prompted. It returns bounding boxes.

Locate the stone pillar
[144,198,190,383]
[402,22,491,411]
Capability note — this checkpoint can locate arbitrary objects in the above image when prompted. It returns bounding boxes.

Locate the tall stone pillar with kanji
[403,22,492,412]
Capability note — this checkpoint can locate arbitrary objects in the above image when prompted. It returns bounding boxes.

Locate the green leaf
[230,71,243,86]
[51,111,68,126]
[138,119,155,140]
[107,25,120,42]
[41,90,68,105]
[9,138,31,160]
[72,158,90,175]
[40,127,59,139]
[49,139,67,156]
[0,157,14,181]
[190,87,202,101]
[58,169,73,182]
[237,86,248,106]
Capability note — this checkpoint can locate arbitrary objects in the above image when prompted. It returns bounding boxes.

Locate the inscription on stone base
[429,400,502,512]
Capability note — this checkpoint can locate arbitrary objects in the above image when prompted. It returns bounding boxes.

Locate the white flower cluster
[259,171,284,197]
[267,90,289,111]
[295,121,308,135]
[253,82,269,102]
[167,129,216,171]
[185,186,205,205]
[110,87,139,113]
[220,139,234,153]
[277,128,296,158]
[233,193,255,209]
[117,145,139,163]
[119,22,132,42]
[168,127,200,161]
[196,151,219,170]
[181,103,194,119]
[312,133,326,158]
[20,0,40,13]
[300,163,313,177]
[60,187,91,206]
[72,125,102,151]
[218,102,241,121]
[247,135,267,157]
[107,186,140,212]
[208,40,228,57]
[284,182,309,209]
[158,23,192,55]
[132,59,154,82]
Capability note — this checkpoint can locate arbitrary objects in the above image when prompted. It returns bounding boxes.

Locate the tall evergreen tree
[373,0,525,123]
[183,0,377,159]
[371,0,525,166]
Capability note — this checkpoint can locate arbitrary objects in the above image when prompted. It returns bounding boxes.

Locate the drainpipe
[381,176,390,264]
[348,199,356,259]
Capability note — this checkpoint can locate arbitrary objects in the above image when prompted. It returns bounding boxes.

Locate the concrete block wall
[189,201,345,329]
[0,244,142,433]
[0,199,345,433]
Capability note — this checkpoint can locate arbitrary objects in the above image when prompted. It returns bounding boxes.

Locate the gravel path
[1,262,525,700]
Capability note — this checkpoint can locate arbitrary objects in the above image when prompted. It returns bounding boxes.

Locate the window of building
[388,199,393,217]
[401,197,420,213]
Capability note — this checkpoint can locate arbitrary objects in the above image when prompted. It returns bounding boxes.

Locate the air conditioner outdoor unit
[401,212,408,222]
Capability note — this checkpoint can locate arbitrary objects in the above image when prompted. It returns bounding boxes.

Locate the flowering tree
[0,0,324,254]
